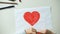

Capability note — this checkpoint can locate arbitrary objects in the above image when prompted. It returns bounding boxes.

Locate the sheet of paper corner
[15,7,54,34]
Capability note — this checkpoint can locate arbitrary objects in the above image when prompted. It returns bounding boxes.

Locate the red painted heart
[24,11,40,26]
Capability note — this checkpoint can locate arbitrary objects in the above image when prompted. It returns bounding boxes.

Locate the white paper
[15,7,53,34]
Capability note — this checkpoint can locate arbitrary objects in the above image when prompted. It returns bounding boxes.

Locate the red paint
[24,11,40,26]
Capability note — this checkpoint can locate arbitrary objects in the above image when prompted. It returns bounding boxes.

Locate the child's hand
[25,28,37,34]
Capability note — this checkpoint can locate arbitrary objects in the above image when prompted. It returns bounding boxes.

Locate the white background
[0,0,60,34]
